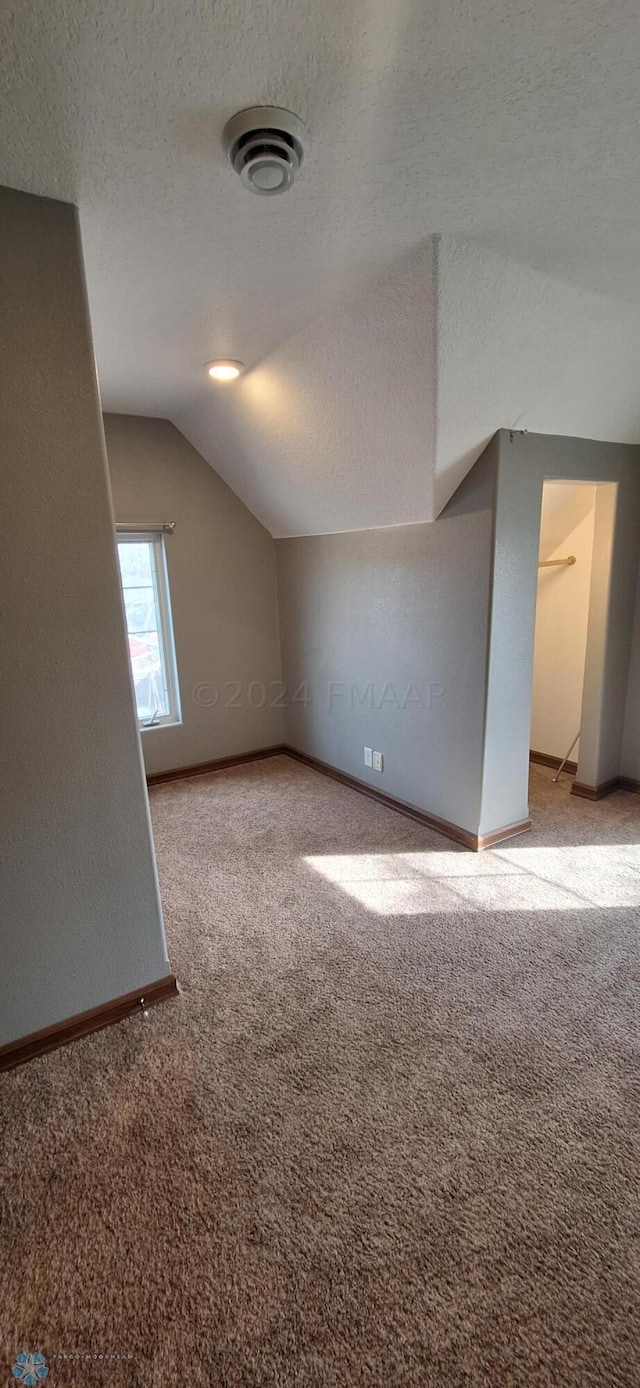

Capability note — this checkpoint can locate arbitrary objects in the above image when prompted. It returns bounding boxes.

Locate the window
[117,532,181,728]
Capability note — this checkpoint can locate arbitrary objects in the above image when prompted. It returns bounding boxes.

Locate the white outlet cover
[364,747,373,767]
[373,751,384,772]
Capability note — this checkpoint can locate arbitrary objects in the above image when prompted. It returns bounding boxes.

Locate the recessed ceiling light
[206,359,244,382]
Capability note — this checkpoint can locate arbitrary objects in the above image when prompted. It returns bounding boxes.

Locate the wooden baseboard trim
[477,819,532,850]
[530,750,578,775]
[571,776,640,801]
[283,745,479,850]
[146,744,286,787]
[145,742,538,852]
[619,776,640,795]
[571,778,622,802]
[0,974,179,1072]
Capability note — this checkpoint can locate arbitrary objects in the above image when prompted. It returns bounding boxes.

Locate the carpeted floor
[2,757,640,1386]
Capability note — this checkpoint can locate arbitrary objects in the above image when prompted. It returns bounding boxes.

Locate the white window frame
[116,530,182,730]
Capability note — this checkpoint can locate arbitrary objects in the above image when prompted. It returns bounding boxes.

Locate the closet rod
[538,555,576,568]
[116,522,176,534]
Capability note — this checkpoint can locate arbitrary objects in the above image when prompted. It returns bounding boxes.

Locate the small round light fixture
[206,359,243,382]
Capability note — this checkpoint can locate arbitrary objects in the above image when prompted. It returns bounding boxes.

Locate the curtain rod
[538,555,576,568]
[116,522,175,534]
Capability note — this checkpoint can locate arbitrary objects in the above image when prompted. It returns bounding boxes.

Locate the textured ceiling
[178,236,640,534]
[434,238,640,516]
[3,0,640,530]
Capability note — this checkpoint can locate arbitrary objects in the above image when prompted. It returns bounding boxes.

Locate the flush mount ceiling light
[206,359,244,381]
[223,106,309,196]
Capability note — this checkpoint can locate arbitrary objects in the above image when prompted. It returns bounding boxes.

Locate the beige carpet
[2,757,640,1386]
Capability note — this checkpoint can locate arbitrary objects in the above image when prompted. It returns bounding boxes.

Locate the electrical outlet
[364,747,373,768]
[373,751,384,772]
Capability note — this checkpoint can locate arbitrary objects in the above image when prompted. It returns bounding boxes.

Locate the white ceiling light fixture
[206,359,244,382]
[223,106,309,196]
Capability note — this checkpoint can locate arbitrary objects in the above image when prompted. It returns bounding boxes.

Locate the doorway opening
[530,479,618,794]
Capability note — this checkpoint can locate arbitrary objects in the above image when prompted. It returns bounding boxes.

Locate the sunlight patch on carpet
[303,845,640,913]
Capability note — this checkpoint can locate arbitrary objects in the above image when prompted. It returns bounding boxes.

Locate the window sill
[139,719,182,733]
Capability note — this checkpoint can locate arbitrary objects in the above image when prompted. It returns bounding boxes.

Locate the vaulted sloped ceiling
[179,236,640,534]
[434,239,640,518]
[177,242,437,536]
[3,0,640,534]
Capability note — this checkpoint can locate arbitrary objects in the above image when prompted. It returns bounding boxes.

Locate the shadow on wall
[531,481,599,765]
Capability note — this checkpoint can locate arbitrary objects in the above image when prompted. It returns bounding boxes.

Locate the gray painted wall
[0,188,169,1048]
[276,441,498,835]
[479,431,640,835]
[622,559,640,781]
[277,428,640,841]
[105,415,283,776]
